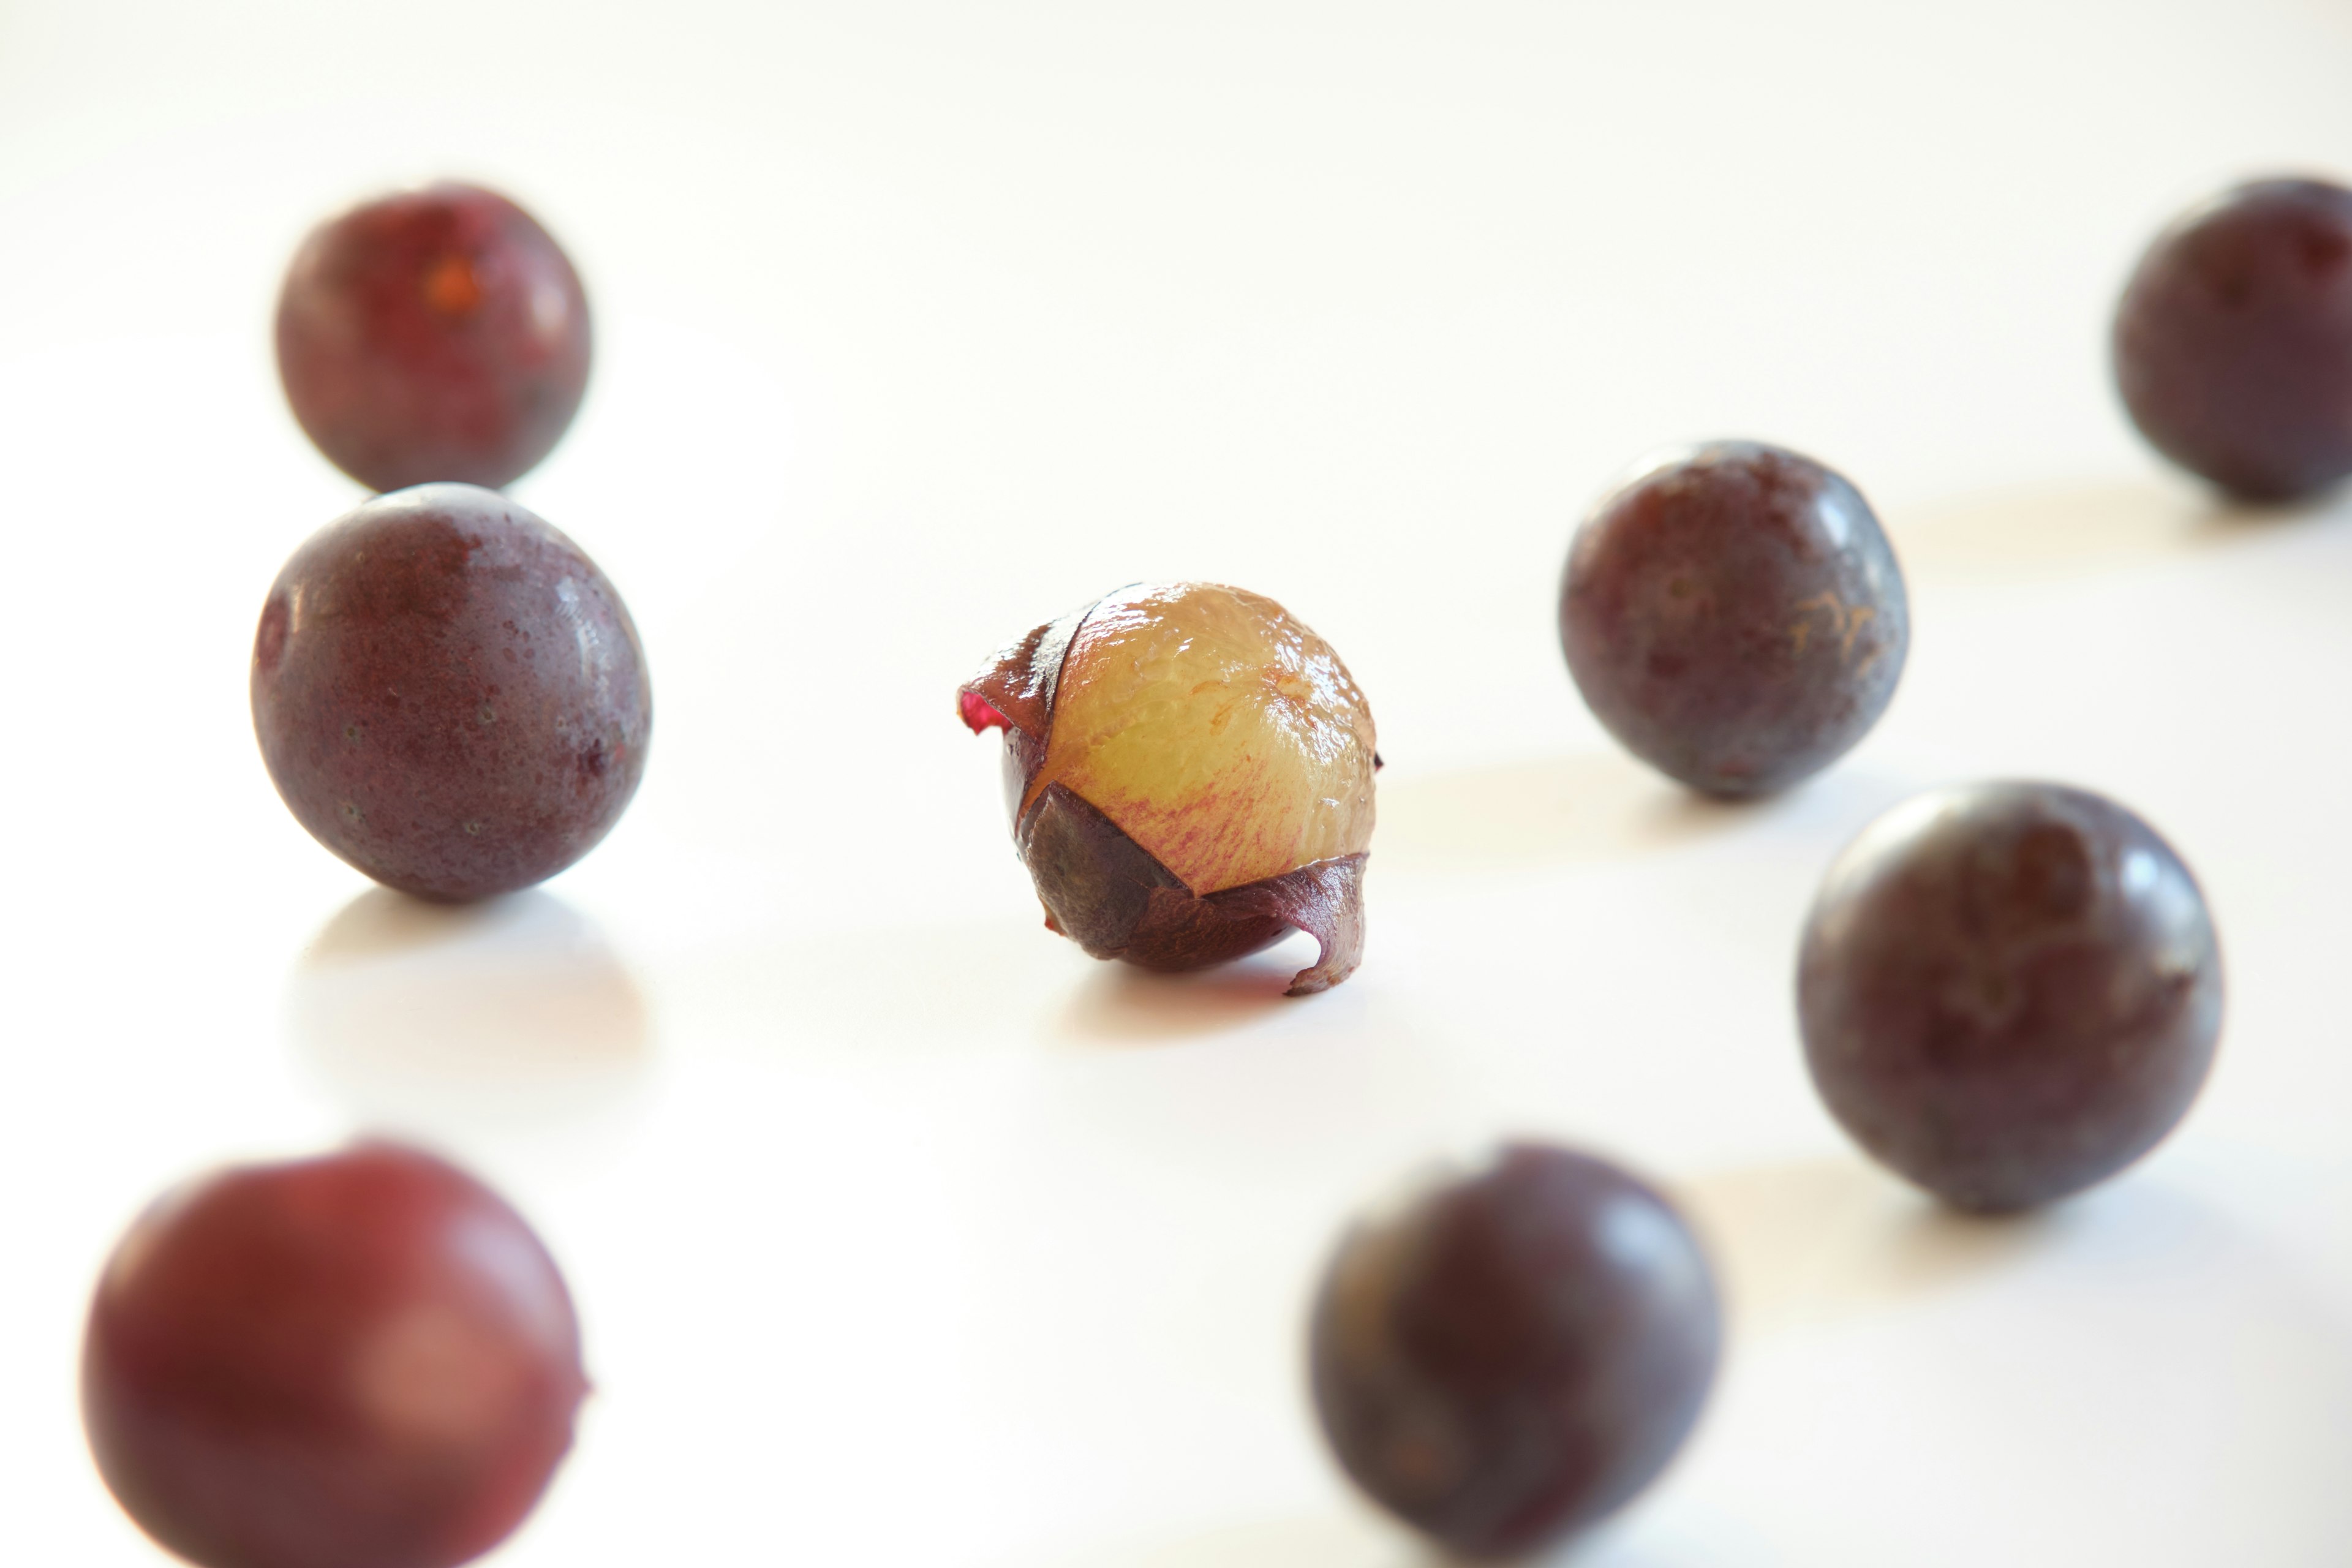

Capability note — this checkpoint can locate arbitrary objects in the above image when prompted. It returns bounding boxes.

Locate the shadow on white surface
[1891,477,2336,582]
[1057,937,1315,1045]
[1027,1507,1717,1568]
[288,888,651,1150]
[673,918,1338,1054]
[662,914,1092,1057]
[1684,1171,2352,1563]
[1679,1158,2064,1336]
[1375,752,1761,874]
[1028,1511,1413,1568]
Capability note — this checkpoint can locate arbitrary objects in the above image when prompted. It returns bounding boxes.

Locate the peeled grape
[251,483,650,901]
[2113,177,2352,501]
[1308,1143,1721,1559]
[277,182,592,493]
[959,581,1377,993]
[1558,441,1907,797]
[81,1144,587,1568]
[1798,782,2223,1212]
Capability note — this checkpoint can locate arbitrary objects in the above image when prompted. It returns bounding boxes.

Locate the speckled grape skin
[2113,178,2352,502]
[277,183,592,493]
[252,484,650,901]
[1798,783,2223,1213]
[82,1144,587,1568]
[1308,1145,1721,1561]
[1559,442,1907,797]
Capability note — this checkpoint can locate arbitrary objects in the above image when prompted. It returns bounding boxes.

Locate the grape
[277,182,592,493]
[959,582,1376,994]
[1798,782,2223,1212]
[251,483,651,901]
[1308,1144,1720,1559]
[2113,177,2352,502]
[81,1144,587,1568]
[1558,441,1908,797]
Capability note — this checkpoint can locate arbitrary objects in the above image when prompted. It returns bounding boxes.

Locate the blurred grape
[1308,1142,1720,1559]
[2114,177,2352,501]
[277,182,591,492]
[82,1143,587,1568]
[1798,782,2224,1211]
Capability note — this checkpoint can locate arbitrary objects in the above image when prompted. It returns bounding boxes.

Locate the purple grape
[1559,442,1908,797]
[2113,177,2352,501]
[82,1144,587,1568]
[251,483,650,900]
[1798,782,2223,1212]
[1308,1144,1720,1559]
[277,182,592,493]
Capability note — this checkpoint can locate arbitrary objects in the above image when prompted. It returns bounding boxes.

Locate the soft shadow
[661,916,1322,1060]
[1376,752,1765,874]
[1056,935,1314,1046]
[289,888,651,1144]
[1676,1157,2064,1336]
[1027,1510,1698,1568]
[657,915,1091,1060]
[1028,1512,1412,1568]
[1891,476,2332,582]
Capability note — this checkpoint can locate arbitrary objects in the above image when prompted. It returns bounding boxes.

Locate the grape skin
[277,182,592,494]
[2113,177,2352,502]
[1559,441,1908,797]
[81,1144,587,1568]
[1798,782,2223,1212]
[251,483,650,901]
[1308,1144,1720,1559]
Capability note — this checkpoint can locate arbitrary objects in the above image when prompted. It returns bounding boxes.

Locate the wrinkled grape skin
[252,483,650,901]
[1559,442,1907,797]
[2113,178,2352,502]
[1308,1145,1721,1560]
[82,1145,587,1568]
[277,183,591,493]
[1016,779,1368,990]
[1798,783,2223,1213]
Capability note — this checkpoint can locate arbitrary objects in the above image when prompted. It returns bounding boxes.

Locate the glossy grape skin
[81,1144,587,1568]
[1308,1144,1720,1560]
[277,183,592,493]
[252,484,650,901]
[1559,442,1908,797]
[1798,783,2223,1213]
[2113,178,2352,502]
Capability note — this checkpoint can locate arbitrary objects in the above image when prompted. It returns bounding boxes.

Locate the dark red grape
[82,1144,587,1568]
[1798,782,2223,1212]
[2113,177,2352,502]
[277,183,592,493]
[1308,1144,1720,1560]
[1558,442,1907,797]
[251,483,650,901]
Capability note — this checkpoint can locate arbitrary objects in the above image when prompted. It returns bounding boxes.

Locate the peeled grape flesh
[1308,1143,1720,1559]
[81,1144,587,1568]
[1558,441,1907,797]
[1798,782,2223,1212]
[277,182,592,493]
[2113,177,2352,501]
[251,483,651,901]
[959,581,1377,993]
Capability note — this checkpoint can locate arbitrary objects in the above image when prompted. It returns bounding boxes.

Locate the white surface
[6,1,2352,1562]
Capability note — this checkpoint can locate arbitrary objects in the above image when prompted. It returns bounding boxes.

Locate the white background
[6,1,2352,1561]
